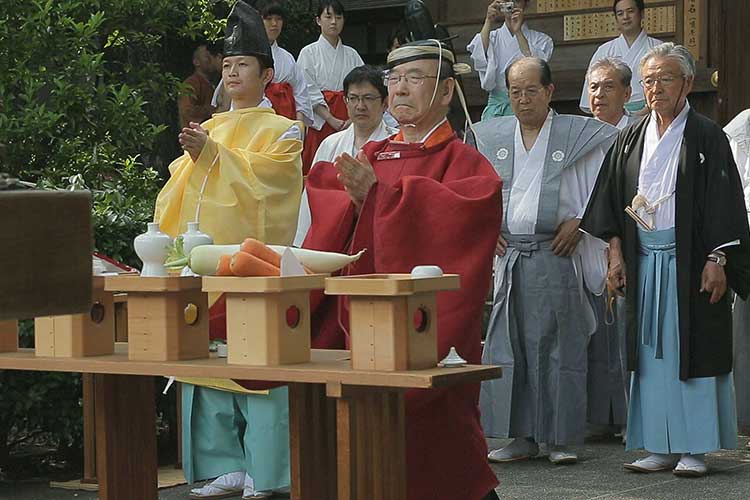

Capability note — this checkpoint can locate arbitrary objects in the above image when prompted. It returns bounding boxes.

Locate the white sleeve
[529,33,553,61]
[297,47,328,130]
[731,138,750,224]
[291,62,314,126]
[279,123,303,142]
[563,146,610,295]
[467,31,499,92]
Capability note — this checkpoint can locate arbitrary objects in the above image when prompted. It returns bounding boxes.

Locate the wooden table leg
[81,373,97,484]
[327,384,406,500]
[288,383,337,500]
[176,381,183,469]
[94,374,157,500]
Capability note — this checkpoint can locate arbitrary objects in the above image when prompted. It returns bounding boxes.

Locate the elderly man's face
[588,66,632,125]
[641,56,693,117]
[387,59,452,126]
[507,61,553,127]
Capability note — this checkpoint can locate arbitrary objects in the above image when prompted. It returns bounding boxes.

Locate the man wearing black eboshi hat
[155,2,304,499]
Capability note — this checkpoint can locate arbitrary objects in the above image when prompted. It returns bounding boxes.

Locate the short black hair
[504,57,553,88]
[258,0,285,19]
[317,0,345,17]
[612,0,645,15]
[387,27,408,51]
[344,65,388,100]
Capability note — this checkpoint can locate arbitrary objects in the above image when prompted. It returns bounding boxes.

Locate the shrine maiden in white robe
[474,111,618,444]
[297,35,364,132]
[467,24,553,119]
[580,30,662,114]
[293,119,396,246]
[270,41,314,125]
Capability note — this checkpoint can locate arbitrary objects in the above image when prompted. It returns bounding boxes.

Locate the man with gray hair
[585,56,635,442]
[587,57,635,129]
[474,56,618,465]
[582,42,750,477]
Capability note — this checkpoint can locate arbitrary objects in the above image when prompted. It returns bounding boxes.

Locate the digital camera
[498,1,516,13]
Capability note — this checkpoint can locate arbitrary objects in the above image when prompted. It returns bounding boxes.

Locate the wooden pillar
[94,374,157,500]
[288,383,337,500]
[81,374,97,484]
[717,0,750,124]
[328,384,406,500]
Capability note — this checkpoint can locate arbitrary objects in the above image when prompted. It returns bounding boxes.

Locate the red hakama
[304,122,502,500]
[302,89,348,175]
[265,81,297,120]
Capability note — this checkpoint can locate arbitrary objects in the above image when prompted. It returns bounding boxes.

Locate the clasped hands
[179,122,208,163]
[333,151,377,211]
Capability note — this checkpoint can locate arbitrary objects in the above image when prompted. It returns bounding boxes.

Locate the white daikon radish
[267,246,366,273]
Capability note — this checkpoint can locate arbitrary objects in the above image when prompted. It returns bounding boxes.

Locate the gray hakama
[587,294,628,427]
[475,115,617,446]
[732,297,750,433]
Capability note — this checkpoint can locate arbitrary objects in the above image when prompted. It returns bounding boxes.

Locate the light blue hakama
[626,228,738,454]
[481,90,513,120]
[181,384,290,491]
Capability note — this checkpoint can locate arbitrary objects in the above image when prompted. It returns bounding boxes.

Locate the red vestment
[302,90,348,175]
[304,122,502,500]
[265,82,297,120]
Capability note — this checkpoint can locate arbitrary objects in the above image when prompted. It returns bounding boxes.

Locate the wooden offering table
[0,346,500,500]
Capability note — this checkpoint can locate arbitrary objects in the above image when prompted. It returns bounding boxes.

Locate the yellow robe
[155,107,303,246]
[155,107,302,394]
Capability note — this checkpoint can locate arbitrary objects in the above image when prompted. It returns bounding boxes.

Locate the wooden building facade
[340,0,749,125]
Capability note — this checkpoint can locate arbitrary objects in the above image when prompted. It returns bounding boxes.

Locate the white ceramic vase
[134,222,173,277]
[180,222,213,276]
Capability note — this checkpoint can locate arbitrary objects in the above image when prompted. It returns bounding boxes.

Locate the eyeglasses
[344,94,382,105]
[384,72,438,87]
[509,86,543,100]
[640,75,684,88]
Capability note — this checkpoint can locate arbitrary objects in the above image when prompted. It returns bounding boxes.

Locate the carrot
[216,255,233,276]
[230,251,280,277]
[240,238,282,267]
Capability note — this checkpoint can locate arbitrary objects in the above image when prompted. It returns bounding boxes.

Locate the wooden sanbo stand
[104,275,208,361]
[325,274,460,371]
[34,276,115,357]
[203,275,326,366]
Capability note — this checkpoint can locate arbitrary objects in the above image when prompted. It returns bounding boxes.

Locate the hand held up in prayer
[700,261,727,305]
[551,218,581,257]
[607,239,627,297]
[334,150,377,212]
[179,122,209,163]
[496,234,508,257]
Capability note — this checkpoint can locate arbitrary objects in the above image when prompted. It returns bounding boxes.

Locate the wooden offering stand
[104,276,208,361]
[34,276,115,357]
[202,275,326,366]
[325,274,460,371]
[0,320,18,353]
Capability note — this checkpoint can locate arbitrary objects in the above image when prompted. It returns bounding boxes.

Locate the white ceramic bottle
[180,222,213,276]
[134,222,173,277]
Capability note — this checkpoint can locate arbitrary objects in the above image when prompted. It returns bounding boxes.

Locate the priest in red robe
[304,40,503,500]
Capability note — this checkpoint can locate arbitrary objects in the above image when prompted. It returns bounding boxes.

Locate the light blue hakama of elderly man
[474,110,618,464]
[581,43,750,477]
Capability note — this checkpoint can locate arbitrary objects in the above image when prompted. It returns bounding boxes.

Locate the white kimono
[580,30,663,113]
[297,35,364,131]
[467,24,553,95]
[725,109,750,225]
[507,112,612,295]
[293,120,397,246]
[270,41,314,126]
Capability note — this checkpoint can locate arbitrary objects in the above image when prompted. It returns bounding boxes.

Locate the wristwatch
[707,251,727,266]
